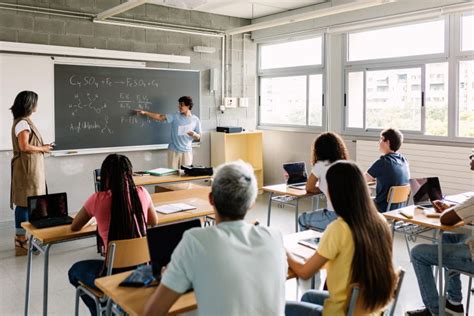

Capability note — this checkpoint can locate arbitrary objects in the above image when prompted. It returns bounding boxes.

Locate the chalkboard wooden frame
[52,63,201,156]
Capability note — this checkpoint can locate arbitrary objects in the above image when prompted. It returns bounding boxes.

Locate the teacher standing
[135,96,201,169]
[10,91,53,256]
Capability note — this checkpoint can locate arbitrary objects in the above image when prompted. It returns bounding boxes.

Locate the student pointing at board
[134,96,201,169]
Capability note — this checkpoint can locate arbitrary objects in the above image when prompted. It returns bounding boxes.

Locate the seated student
[298,132,349,231]
[68,154,158,316]
[286,161,396,316]
[407,154,474,316]
[364,128,410,212]
[144,161,287,316]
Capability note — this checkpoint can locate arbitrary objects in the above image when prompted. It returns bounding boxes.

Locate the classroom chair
[386,184,411,212]
[347,268,405,316]
[93,169,101,192]
[444,269,473,316]
[74,237,150,316]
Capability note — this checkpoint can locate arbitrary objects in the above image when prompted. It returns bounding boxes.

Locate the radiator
[356,140,474,195]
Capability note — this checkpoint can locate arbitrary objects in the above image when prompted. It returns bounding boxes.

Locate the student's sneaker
[445,300,464,316]
[405,308,432,316]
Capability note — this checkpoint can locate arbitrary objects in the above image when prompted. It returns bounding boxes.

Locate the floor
[0,192,471,316]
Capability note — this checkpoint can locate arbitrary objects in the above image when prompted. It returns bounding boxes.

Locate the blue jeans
[15,206,29,235]
[298,209,338,232]
[68,260,105,316]
[411,233,474,314]
[285,290,329,316]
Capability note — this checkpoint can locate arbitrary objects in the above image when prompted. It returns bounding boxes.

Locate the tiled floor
[0,192,471,315]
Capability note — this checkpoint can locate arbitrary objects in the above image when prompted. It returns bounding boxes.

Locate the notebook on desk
[155,203,196,214]
[27,193,73,228]
[283,162,307,190]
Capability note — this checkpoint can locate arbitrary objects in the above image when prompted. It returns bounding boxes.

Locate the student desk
[383,203,466,316]
[21,222,97,316]
[151,187,213,224]
[133,174,211,187]
[94,230,320,316]
[263,184,321,232]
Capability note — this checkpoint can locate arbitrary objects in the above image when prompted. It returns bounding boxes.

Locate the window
[461,15,474,52]
[260,37,322,69]
[260,76,307,126]
[348,20,445,61]
[259,36,325,129]
[458,60,474,137]
[425,63,448,136]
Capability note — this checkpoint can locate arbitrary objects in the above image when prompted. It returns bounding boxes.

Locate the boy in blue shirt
[364,128,410,212]
[135,96,201,169]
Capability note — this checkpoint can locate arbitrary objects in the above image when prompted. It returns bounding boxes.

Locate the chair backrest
[346,268,406,316]
[386,185,411,212]
[106,237,150,275]
[93,169,101,192]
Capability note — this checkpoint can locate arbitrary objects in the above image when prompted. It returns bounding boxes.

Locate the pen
[67,151,78,154]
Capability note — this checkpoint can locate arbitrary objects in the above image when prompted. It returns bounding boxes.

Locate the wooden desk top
[262,183,317,197]
[383,205,465,231]
[21,222,96,244]
[94,229,315,316]
[95,271,197,316]
[133,174,211,186]
[151,188,213,225]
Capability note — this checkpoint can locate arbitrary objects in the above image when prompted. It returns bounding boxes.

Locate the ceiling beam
[95,0,149,21]
[225,0,396,35]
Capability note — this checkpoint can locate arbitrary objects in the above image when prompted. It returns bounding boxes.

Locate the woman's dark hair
[312,132,349,164]
[178,96,193,110]
[100,154,146,243]
[10,91,38,119]
[326,161,396,312]
[381,128,403,152]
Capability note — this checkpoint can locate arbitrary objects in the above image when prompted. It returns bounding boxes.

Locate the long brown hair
[312,132,349,164]
[326,161,396,311]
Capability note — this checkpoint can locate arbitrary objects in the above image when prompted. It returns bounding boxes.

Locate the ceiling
[149,0,327,19]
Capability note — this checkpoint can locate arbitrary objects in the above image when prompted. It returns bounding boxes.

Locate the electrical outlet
[224,97,237,108]
[239,97,249,107]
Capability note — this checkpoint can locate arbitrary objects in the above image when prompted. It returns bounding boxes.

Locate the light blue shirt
[161,220,287,316]
[165,112,201,153]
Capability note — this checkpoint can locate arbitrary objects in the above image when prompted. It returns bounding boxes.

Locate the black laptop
[409,177,444,208]
[283,162,308,190]
[147,219,201,278]
[27,193,73,228]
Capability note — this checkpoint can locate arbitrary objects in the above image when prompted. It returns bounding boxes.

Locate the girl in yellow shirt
[286,161,396,316]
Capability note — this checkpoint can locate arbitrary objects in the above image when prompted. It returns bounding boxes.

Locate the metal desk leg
[43,244,51,316]
[24,236,34,316]
[438,230,445,316]
[295,198,299,232]
[267,192,273,226]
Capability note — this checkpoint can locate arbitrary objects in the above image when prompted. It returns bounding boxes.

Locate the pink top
[83,186,152,251]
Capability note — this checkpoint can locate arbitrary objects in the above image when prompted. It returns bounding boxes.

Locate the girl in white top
[299,132,349,231]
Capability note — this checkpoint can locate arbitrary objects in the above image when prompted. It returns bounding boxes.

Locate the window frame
[342,15,474,142]
[257,34,327,132]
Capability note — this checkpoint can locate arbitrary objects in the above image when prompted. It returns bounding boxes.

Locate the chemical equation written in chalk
[69,116,113,134]
[68,93,107,116]
[69,75,159,88]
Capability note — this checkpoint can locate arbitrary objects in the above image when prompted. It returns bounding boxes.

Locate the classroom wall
[0,1,256,223]
[253,0,469,185]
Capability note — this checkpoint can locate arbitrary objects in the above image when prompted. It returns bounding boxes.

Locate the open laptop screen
[27,193,68,221]
[283,162,307,185]
[146,219,201,276]
[409,177,443,206]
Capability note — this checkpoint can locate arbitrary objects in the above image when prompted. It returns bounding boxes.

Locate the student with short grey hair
[144,161,287,316]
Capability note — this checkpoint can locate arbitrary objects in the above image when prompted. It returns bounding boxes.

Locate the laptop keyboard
[33,217,73,228]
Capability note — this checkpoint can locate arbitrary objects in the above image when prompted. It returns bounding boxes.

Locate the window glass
[309,74,323,126]
[347,71,364,128]
[348,20,445,61]
[260,37,322,69]
[461,15,474,51]
[458,60,474,137]
[260,76,307,125]
[425,63,449,136]
[366,68,422,131]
